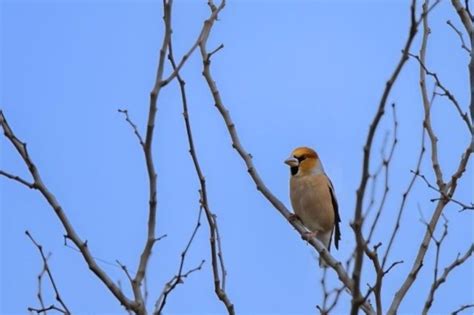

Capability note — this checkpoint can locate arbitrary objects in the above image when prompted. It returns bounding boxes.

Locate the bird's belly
[290,179,334,233]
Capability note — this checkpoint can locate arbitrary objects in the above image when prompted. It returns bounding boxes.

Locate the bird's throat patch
[290,166,298,176]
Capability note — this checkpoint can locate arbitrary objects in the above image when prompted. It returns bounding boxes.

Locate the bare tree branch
[361,244,384,315]
[167,20,235,313]
[452,0,474,34]
[414,10,446,191]
[363,149,385,219]
[3,0,229,313]
[132,0,173,308]
[383,260,404,276]
[422,213,448,285]
[387,1,473,311]
[153,259,205,315]
[317,268,346,315]
[213,213,229,292]
[451,303,474,314]
[408,52,472,132]
[25,231,71,315]
[3,0,469,314]
[434,198,474,211]
[116,260,135,290]
[33,251,51,314]
[422,244,474,314]
[158,0,225,88]
[118,109,144,147]
[451,0,474,139]
[447,20,472,53]
[0,111,136,311]
[412,170,474,211]
[0,169,35,188]
[367,103,399,244]
[28,305,67,315]
[117,234,167,312]
[134,2,228,310]
[350,0,439,312]
[382,106,429,268]
[359,104,402,315]
[361,241,403,315]
[153,206,204,314]
[467,0,474,20]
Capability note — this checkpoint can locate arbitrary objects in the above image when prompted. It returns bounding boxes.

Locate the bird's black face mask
[290,166,298,176]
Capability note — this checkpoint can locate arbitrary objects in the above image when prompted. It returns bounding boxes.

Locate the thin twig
[363,153,384,219]
[367,103,399,243]
[451,0,474,137]
[383,260,404,276]
[361,242,403,315]
[153,206,204,314]
[213,214,228,291]
[118,109,144,147]
[35,252,51,314]
[447,20,472,53]
[116,260,134,287]
[422,244,474,314]
[317,268,346,315]
[408,52,472,133]
[153,260,205,315]
[451,303,474,314]
[28,305,67,315]
[412,170,474,211]
[62,236,144,269]
[382,107,429,268]
[432,197,474,211]
[467,0,474,20]
[25,231,71,315]
[0,170,35,188]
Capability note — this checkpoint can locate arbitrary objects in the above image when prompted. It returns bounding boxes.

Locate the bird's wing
[327,178,341,250]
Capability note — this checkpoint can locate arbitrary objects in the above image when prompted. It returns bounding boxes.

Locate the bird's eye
[295,155,306,162]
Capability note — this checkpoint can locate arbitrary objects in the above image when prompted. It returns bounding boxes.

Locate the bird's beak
[284,157,299,167]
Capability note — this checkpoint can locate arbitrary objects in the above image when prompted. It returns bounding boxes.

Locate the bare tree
[1,0,472,314]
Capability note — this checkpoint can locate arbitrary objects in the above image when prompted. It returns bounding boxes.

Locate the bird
[284,146,341,266]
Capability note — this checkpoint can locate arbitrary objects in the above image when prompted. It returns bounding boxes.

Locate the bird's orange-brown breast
[289,173,335,233]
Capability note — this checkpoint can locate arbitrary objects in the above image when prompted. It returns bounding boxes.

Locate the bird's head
[284,146,322,176]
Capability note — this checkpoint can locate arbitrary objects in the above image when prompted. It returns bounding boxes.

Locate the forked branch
[422,243,474,314]
[153,202,204,314]
[167,18,235,313]
[133,0,227,311]
[26,231,71,315]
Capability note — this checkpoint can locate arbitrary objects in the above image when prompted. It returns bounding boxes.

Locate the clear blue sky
[1,0,473,314]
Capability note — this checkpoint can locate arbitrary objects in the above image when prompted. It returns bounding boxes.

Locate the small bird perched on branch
[284,147,341,266]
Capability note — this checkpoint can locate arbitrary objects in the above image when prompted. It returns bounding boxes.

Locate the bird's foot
[288,213,300,223]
